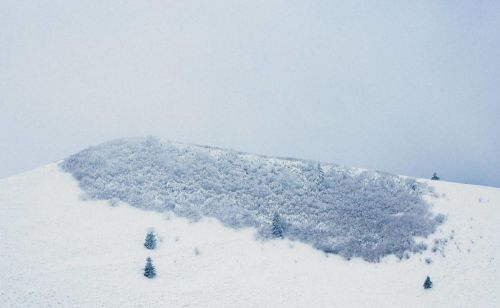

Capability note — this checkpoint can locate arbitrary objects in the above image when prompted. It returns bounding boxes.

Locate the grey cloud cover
[1,0,499,187]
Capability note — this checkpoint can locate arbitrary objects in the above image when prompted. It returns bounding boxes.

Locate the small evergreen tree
[144,232,157,250]
[423,276,432,289]
[144,257,156,279]
[431,172,440,181]
[271,213,284,238]
[315,163,326,192]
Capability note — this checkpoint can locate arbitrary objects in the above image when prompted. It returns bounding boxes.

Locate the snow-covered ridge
[61,137,443,262]
[1,153,500,307]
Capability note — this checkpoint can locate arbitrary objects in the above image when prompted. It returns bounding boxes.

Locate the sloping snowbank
[61,137,443,261]
[0,164,499,307]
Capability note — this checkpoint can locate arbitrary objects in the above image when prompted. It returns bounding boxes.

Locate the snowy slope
[1,164,499,307]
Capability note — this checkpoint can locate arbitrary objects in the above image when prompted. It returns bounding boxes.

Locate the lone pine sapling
[144,232,157,250]
[144,257,156,279]
[423,276,433,289]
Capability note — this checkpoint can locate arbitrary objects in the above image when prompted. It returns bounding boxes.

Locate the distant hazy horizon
[1,1,499,187]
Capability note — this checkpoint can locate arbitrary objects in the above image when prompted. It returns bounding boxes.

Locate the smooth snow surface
[61,137,442,261]
[1,164,499,307]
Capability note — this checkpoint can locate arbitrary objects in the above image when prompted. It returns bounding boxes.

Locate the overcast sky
[1,0,499,187]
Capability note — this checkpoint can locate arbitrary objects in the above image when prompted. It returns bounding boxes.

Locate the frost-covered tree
[431,172,440,180]
[272,213,284,238]
[313,163,326,192]
[423,276,432,289]
[144,232,157,250]
[144,257,156,278]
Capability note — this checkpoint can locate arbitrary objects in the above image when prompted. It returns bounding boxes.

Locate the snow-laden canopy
[62,137,443,261]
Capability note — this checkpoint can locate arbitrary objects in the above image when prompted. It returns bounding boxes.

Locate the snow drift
[61,137,443,261]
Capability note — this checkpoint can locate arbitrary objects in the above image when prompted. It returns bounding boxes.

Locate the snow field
[1,164,499,307]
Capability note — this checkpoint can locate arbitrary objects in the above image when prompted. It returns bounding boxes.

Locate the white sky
[1,0,499,187]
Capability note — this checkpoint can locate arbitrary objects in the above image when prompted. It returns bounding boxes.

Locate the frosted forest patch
[61,137,443,262]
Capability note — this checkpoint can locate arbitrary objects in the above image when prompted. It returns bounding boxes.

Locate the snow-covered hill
[1,141,499,307]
